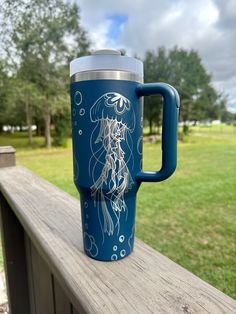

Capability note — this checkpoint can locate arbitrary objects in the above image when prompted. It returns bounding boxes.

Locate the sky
[76,0,236,113]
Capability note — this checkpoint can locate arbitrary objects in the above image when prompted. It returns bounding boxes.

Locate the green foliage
[143,47,227,134]
[53,107,71,147]
[183,124,189,135]
[144,51,164,134]
[1,0,90,146]
[0,60,11,132]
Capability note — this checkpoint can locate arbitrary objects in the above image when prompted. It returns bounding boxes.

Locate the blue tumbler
[70,49,180,261]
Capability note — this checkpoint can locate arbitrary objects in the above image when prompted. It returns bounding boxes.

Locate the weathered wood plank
[53,275,71,314]
[0,193,30,314]
[25,235,37,314]
[72,305,81,314]
[0,146,15,168]
[0,166,235,314]
[28,239,54,314]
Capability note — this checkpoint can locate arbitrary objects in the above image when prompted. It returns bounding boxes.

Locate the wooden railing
[0,146,235,314]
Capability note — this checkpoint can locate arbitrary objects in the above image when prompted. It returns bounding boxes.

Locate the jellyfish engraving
[89,92,136,238]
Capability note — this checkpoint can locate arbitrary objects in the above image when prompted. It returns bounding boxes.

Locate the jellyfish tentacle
[91,148,107,186]
[101,192,114,236]
[97,199,105,244]
[89,122,105,176]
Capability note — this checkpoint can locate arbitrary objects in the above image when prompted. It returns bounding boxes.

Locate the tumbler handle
[136,83,180,182]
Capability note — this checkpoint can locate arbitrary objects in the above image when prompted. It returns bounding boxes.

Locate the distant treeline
[0,0,234,146]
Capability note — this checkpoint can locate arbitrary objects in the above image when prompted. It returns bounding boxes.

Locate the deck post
[0,146,30,314]
[0,146,16,168]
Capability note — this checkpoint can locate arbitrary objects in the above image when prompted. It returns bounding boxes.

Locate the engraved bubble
[84,202,88,208]
[84,232,98,257]
[111,254,118,261]
[79,108,85,116]
[113,245,117,251]
[119,235,125,243]
[78,129,83,135]
[74,91,82,106]
[120,250,126,257]
[72,108,76,116]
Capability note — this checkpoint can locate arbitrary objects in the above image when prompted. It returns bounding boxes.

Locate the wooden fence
[0,146,235,313]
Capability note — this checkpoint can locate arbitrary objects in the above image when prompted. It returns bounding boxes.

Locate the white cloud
[88,19,112,50]
[77,0,236,112]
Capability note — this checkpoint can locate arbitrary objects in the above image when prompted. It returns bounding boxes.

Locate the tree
[0,62,25,132]
[0,60,10,133]
[143,51,163,134]
[1,0,90,147]
[168,48,211,130]
[11,78,42,144]
[143,47,223,135]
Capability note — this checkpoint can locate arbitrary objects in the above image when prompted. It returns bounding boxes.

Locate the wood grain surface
[0,146,15,168]
[0,166,235,314]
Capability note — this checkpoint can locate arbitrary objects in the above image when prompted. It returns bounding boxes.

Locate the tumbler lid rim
[70,49,143,77]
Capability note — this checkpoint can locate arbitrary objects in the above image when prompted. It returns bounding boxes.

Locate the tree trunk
[35,121,39,136]
[180,105,189,136]
[26,102,33,145]
[40,123,45,136]
[182,112,189,135]
[156,111,162,135]
[149,118,153,135]
[35,119,44,136]
[44,103,51,148]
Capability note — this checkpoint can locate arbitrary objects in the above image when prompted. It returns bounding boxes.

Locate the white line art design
[74,91,82,106]
[84,232,98,257]
[140,116,143,128]
[128,225,135,250]
[89,92,136,238]
[137,136,142,155]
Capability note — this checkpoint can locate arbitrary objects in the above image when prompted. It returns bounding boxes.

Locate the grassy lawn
[0,125,236,299]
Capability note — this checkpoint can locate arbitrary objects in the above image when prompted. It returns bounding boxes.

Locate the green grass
[0,125,236,299]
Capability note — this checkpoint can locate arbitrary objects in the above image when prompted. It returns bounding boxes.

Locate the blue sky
[106,14,128,42]
[77,0,236,113]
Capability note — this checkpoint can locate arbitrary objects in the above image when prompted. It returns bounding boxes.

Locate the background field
[0,124,235,299]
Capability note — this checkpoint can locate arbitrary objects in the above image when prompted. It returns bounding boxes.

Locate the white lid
[70,49,143,77]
